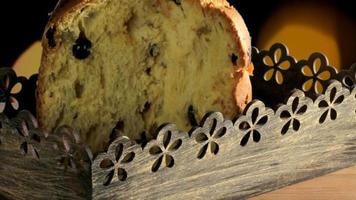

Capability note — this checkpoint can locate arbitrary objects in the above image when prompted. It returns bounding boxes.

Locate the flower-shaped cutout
[235,101,270,146]
[277,90,310,135]
[15,111,42,159]
[317,81,346,124]
[300,53,337,94]
[99,138,135,186]
[0,69,23,113]
[262,43,295,85]
[336,63,356,89]
[52,126,93,172]
[191,112,232,159]
[148,124,182,172]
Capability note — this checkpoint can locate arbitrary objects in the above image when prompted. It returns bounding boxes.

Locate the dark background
[0,0,355,68]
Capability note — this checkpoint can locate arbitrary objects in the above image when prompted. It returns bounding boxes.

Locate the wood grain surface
[251,166,356,200]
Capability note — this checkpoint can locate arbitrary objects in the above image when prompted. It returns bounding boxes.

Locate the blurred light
[12,41,42,78]
[257,2,355,70]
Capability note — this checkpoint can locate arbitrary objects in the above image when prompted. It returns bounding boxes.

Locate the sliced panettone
[37,0,252,152]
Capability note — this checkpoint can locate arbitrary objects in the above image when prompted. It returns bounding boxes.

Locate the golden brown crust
[199,0,252,112]
[234,69,252,112]
[49,0,89,24]
[201,0,251,70]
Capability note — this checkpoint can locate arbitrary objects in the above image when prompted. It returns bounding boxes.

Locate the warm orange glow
[12,41,42,78]
[261,24,341,68]
[257,3,354,70]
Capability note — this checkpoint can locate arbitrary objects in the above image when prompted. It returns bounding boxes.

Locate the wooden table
[251,166,356,200]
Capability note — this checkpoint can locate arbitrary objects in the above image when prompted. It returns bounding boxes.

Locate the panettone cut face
[38,0,251,152]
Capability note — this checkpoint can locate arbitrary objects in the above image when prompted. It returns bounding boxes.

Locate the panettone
[37,0,252,152]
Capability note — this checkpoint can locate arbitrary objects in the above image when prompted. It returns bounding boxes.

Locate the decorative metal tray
[0,43,355,199]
